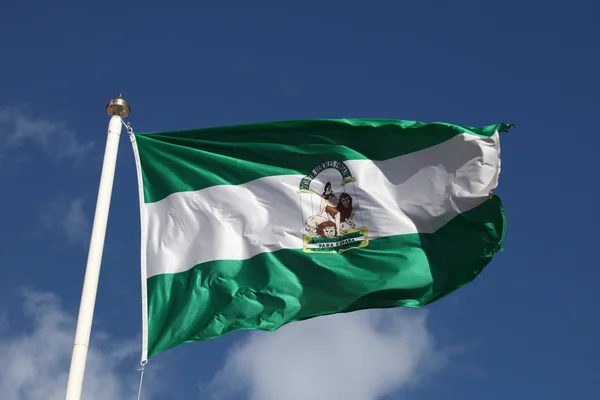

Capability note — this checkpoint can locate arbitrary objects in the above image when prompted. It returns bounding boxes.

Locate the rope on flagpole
[121,117,147,400]
[121,119,134,139]
[137,359,148,400]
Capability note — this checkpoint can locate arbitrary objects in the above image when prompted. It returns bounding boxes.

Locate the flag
[131,118,511,360]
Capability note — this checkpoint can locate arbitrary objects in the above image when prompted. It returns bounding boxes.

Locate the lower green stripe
[146,196,505,358]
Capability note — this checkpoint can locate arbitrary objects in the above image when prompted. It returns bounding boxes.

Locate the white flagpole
[64,94,131,400]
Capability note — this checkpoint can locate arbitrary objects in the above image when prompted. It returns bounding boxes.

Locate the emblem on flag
[298,160,369,253]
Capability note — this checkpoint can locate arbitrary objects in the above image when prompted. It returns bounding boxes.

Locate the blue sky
[1,0,598,399]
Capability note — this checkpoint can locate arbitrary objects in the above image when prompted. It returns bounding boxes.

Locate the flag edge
[131,134,150,362]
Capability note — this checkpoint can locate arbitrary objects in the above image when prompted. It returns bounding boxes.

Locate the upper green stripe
[135,119,510,203]
[145,195,505,358]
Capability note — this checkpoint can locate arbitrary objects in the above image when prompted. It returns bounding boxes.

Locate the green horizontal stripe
[146,195,505,358]
[135,119,511,203]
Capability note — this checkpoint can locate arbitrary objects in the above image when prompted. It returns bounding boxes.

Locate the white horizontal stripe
[144,132,500,278]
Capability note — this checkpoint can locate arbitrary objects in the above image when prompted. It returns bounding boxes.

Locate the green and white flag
[131,119,511,360]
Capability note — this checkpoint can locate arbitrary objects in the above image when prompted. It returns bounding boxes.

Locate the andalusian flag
[132,119,511,360]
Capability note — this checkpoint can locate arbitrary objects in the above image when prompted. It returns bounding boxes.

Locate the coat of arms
[297,160,368,253]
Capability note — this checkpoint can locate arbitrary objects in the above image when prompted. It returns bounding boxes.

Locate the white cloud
[63,199,90,245]
[41,198,90,246]
[0,289,151,400]
[209,309,447,400]
[0,105,93,162]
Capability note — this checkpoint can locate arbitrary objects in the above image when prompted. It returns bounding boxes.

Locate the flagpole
[64,94,131,400]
